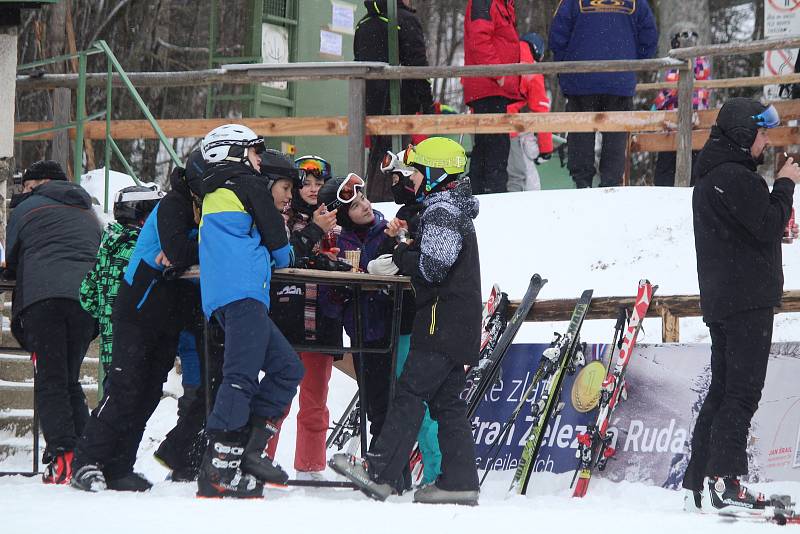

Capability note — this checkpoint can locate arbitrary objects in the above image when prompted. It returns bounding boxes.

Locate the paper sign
[261,23,290,90]
[320,29,343,57]
[764,1,800,99]
[331,1,355,34]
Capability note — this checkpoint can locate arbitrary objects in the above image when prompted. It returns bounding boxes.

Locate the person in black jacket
[71,161,204,493]
[4,160,102,485]
[354,0,434,201]
[683,98,800,513]
[330,138,481,506]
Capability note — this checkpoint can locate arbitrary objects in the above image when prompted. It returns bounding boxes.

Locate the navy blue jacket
[549,0,658,97]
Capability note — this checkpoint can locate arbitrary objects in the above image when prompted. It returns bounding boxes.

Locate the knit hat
[22,160,68,183]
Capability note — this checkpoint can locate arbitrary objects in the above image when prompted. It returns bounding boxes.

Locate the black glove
[534,152,552,165]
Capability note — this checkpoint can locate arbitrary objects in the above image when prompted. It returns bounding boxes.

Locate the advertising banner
[475,343,800,489]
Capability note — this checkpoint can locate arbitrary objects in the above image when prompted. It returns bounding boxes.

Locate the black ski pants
[353,339,393,445]
[565,94,632,188]
[367,349,479,492]
[468,96,513,194]
[654,151,698,187]
[23,298,96,456]
[682,307,773,490]
[74,318,181,479]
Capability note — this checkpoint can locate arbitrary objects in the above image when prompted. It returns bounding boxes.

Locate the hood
[424,178,479,220]
[365,0,414,16]
[103,221,140,252]
[33,180,93,209]
[201,162,258,195]
[693,127,758,182]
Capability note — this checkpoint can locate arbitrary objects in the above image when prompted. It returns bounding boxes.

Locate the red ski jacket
[507,42,553,154]
[462,0,521,105]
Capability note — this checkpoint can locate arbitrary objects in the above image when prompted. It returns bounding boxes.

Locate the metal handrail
[16,41,181,212]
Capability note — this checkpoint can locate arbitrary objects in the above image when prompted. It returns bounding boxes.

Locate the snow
[4,186,800,532]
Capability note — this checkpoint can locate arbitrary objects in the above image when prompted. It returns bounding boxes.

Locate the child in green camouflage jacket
[80,186,163,380]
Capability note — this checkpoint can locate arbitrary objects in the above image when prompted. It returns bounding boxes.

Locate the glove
[534,153,552,165]
[367,254,400,276]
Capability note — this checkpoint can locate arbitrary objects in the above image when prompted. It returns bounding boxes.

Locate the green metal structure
[208,0,365,175]
[15,41,182,212]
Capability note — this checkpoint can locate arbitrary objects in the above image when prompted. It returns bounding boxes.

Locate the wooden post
[661,307,680,343]
[623,133,632,186]
[51,88,71,172]
[348,77,366,176]
[675,60,694,187]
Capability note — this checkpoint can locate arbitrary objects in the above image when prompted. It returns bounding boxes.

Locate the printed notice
[331,1,355,34]
[320,29,343,57]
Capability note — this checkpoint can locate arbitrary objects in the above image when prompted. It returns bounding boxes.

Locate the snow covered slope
[377,186,800,343]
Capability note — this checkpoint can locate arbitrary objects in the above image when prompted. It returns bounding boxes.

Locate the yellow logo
[571,361,606,413]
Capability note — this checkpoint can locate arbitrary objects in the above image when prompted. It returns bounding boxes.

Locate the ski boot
[328,453,395,501]
[154,439,200,482]
[106,472,152,492]
[70,463,107,492]
[707,476,768,511]
[413,484,479,506]
[240,417,289,485]
[196,431,263,499]
[42,449,73,485]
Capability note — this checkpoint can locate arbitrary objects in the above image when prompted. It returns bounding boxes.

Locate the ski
[326,393,360,451]
[465,274,547,420]
[571,280,656,498]
[509,289,593,495]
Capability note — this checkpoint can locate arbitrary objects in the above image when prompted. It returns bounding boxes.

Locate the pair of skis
[570,279,656,498]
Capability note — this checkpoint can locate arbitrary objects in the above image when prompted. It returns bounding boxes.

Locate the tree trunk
[656,0,711,56]
[47,1,70,172]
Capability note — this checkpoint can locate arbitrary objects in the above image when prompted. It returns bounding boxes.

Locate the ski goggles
[380,150,415,177]
[295,155,331,179]
[115,189,164,203]
[327,173,365,211]
[674,31,698,40]
[752,104,780,129]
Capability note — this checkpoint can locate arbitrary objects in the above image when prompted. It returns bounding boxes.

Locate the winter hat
[22,160,68,183]
[520,32,546,62]
[715,98,776,151]
[260,149,304,191]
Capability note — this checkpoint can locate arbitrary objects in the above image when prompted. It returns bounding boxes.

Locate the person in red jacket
[506,32,553,191]
[463,0,521,194]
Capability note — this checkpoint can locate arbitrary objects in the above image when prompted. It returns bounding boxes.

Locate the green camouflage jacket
[79,221,140,368]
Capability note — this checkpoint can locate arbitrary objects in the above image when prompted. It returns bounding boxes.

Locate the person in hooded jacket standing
[71,158,204,493]
[4,160,102,485]
[354,0,434,202]
[330,138,482,506]
[463,0,521,194]
[684,98,800,513]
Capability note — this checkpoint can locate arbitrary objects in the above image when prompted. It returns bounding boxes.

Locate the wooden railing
[15,36,800,185]
[510,290,800,343]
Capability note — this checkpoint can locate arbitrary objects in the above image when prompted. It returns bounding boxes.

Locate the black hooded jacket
[692,129,795,322]
[6,180,102,344]
[354,0,434,116]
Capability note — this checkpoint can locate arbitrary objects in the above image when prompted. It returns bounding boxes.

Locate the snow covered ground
[4,186,800,532]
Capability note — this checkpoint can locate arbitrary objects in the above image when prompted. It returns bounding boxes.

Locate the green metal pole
[387,0,401,151]
[104,52,112,214]
[94,41,182,167]
[73,52,87,183]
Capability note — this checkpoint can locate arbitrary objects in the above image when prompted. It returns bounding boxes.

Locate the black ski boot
[106,472,153,492]
[70,463,107,492]
[196,432,264,499]
[240,417,289,485]
[328,453,395,501]
[708,476,768,511]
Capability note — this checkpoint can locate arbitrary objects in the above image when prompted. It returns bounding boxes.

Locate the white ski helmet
[201,124,265,164]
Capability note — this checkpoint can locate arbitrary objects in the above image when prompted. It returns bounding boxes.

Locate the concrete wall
[0,28,17,159]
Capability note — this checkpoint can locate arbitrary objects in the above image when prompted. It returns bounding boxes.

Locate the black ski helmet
[184,148,207,197]
[113,185,163,226]
[520,32,546,62]
[260,149,305,191]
